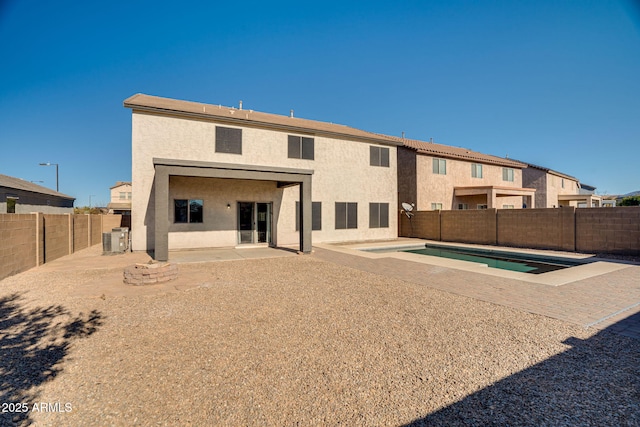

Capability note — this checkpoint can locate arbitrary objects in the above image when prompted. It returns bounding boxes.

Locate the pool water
[402,245,586,274]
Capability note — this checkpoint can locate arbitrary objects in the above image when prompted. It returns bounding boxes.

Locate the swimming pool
[368,244,588,274]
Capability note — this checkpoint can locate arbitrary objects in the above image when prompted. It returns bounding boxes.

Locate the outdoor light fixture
[39,162,59,192]
[227,203,231,209]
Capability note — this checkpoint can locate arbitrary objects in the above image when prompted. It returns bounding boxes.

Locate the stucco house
[398,139,536,211]
[521,163,601,208]
[107,181,132,215]
[0,173,75,213]
[124,94,400,260]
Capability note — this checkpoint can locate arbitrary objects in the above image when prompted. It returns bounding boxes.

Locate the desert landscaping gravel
[1,247,638,426]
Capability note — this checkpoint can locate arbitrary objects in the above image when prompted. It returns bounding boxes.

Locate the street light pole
[38,162,59,192]
[89,195,96,209]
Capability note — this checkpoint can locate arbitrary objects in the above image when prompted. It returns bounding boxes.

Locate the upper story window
[561,178,565,188]
[502,167,514,182]
[370,146,390,167]
[458,203,469,210]
[215,126,242,154]
[431,203,443,210]
[471,163,483,178]
[119,192,126,200]
[288,135,314,160]
[433,158,446,175]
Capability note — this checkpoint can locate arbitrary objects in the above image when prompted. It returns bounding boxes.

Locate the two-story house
[521,162,601,208]
[398,139,536,211]
[107,181,132,215]
[124,94,400,260]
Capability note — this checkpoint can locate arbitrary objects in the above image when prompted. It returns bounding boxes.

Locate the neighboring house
[0,173,75,213]
[124,94,400,260]
[398,140,536,210]
[521,163,601,208]
[107,181,132,215]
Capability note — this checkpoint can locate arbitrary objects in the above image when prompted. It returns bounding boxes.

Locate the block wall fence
[0,214,127,281]
[400,206,640,255]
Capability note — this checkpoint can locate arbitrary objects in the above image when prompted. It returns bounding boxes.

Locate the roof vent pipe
[429,137,433,143]
[239,100,243,110]
[290,109,294,118]
[402,131,405,139]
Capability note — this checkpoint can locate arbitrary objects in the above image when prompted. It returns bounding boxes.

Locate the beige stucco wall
[110,183,132,203]
[523,168,580,208]
[415,155,524,210]
[131,112,398,251]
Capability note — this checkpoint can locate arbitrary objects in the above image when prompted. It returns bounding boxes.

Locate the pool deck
[313,239,640,339]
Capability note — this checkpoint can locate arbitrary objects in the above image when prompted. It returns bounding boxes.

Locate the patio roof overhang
[558,194,602,205]
[454,186,537,208]
[152,158,314,261]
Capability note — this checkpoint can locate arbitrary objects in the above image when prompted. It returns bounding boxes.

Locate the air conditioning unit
[102,230,128,254]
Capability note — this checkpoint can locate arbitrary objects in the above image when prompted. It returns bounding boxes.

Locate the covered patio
[152,158,313,261]
[454,185,536,209]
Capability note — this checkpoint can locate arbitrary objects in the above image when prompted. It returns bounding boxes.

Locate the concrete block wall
[400,210,440,240]
[441,209,497,245]
[497,208,575,251]
[0,214,111,281]
[102,215,124,233]
[90,215,102,245]
[576,207,640,254]
[43,214,71,263]
[0,214,37,280]
[400,206,639,255]
[73,215,89,252]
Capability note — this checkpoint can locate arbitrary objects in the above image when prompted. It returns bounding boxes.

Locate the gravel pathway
[0,249,638,426]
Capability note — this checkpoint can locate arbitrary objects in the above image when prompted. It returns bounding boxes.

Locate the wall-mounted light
[227,203,231,209]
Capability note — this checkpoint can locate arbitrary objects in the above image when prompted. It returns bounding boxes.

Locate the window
[119,192,126,200]
[6,196,17,213]
[295,201,322,231]
[458,203,469,210]
[127,192,132,200]
[502,205,515,209]
[433,158,446,175]
[369,203,389,228]
[431,203,443,210]
[471,163,483,178]
[288,135,314,160]
[174,199,203,223]
[477,204,488,209]
[335,202,357,229]
[370,146,390,167]
[561,178,565,188]
[502,168,514,182]
[215,126,242,154]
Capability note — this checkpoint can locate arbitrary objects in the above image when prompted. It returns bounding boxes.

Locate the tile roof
[124,94,402,147]
[123,94,534,168]
[110,181,131,189]
[515,160,578,181]
[0,173,75,200]
[400,138,527,168]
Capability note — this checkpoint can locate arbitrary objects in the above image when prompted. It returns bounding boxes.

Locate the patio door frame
[237,201,272,245]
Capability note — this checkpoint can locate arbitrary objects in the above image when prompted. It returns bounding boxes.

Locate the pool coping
[316,239,635,286]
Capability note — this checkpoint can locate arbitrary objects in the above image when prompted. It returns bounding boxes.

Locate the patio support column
[154,165,170,261]
[300,175,312,254]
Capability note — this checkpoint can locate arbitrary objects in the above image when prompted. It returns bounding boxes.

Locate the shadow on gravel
[0,293,103,427]
[405,319,640,427]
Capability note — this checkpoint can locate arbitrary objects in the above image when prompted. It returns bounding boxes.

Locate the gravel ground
[1,249,638,426]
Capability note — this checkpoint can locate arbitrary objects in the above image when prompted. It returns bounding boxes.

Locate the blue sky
[1,0,639,206]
